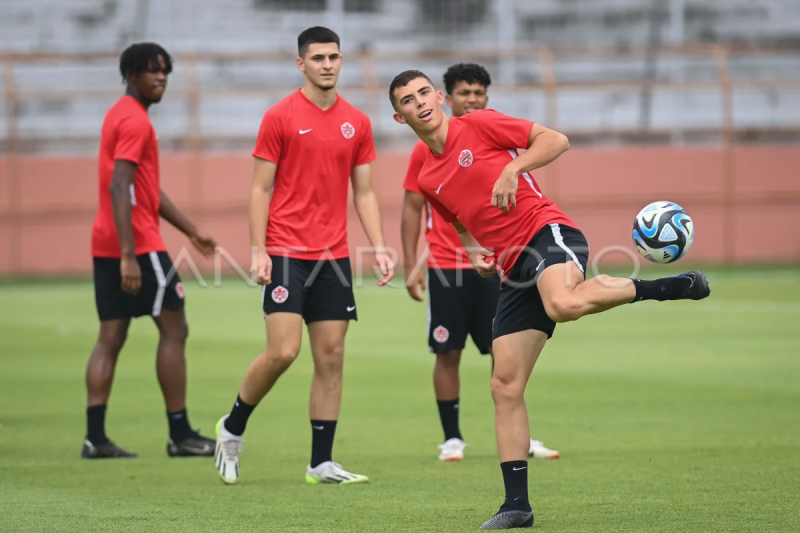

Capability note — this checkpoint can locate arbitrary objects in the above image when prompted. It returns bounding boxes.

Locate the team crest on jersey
[175,282,185,299]
[341,122,355,139]
[271,285,289,304]
[459,149,473,167]
[433,325,450,343]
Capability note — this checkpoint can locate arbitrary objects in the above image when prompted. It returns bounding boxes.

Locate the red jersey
[403,140,471,269]
[92,96,165,258]
[416,109,576,275]
[253,89,376,260]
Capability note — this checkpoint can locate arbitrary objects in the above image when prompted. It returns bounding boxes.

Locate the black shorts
[93,251,185,322]
[493,224,589,340]
[262,256,357,323]
[428,269,500,355]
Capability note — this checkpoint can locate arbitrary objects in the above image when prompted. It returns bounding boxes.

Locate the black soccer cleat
[479,510,534,530]
[81,439,138,459]
[167,431,215,457]
[676,270,711,300]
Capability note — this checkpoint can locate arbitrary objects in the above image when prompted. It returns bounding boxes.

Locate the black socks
[224,395,256,436]
[310,420,338,468]
[437,398,463,441]
[499,461,531,512]
[631,275,691,302]
[167,408,194,442]
[86,404,108,445]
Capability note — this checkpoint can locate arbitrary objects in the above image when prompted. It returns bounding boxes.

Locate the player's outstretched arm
[400,190,427,301]
[492,124,570,211]
[453,221,496,277]
[159,190,217,257]
[351,163,395,286]
[249,157,277,285]
[109,160,141,294]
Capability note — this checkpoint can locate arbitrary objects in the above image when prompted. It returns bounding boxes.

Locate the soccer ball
[632,201,694,264]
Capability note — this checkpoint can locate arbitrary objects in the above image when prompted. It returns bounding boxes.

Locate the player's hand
[375,249,395,287]
[190,229,217,258]
[250,250,272,285]
[404,264,427,302]
[491,165,519,212]
[120,255,142,295]
[468,248,496,277]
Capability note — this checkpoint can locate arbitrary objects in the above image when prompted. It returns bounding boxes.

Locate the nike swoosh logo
[347,306,356,312]
[535,259,546,271]
[312,425,324,430]
[435,183,443,194]
[512,466,527,471]
[299,129,312,135]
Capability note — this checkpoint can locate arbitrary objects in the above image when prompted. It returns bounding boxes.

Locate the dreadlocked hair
[119,42,173,83]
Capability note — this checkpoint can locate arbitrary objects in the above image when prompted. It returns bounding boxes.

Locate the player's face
[446,81,488,117]
[392,77,445,133]
[131,55,169,103]
[297,43,342,91]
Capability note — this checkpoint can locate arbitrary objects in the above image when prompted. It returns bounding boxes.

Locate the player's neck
[301,84,338,111]
[419,114,450,155]
[125,87,151,110]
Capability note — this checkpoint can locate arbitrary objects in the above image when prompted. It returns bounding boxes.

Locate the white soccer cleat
[214,415,243,485]
[305,461,369,485]
[529,439,559,460]
[438,438,467,462]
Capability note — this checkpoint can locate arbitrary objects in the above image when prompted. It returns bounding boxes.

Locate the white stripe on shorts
[549,224,584,273]
[149,251,167,316]
[426,270,434,353]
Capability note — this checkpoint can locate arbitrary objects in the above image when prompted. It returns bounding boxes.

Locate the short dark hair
[389,70,434,110]
[119,42,173,83]
[442,63,492,95]
[297,26,340,57]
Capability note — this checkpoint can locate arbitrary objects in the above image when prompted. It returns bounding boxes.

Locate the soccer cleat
[81,439,137,459]
[479,510,534,530]
[214,415,242,485]
[167,431,216,457]
[305,461,369,485]
[438,438,467,461]
[528,439,559,460]
[677,271,711,300]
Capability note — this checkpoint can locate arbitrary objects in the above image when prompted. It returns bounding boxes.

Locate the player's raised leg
[304,320,367,484]
[215,312,303,484]
[152,307,215,457]
[82,318,137,458]
[478,330,545,530]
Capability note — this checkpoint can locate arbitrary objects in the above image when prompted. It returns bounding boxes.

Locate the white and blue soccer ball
[632,201,694,264]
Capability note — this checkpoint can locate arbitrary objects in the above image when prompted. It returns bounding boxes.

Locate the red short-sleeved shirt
[92,96,165,257]
[253,90,376,260]
[416,109,577,275]
[403,140,471,269]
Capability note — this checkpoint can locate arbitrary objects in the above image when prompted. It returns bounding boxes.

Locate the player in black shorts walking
[86,43,218,459]
[401,64,558,462]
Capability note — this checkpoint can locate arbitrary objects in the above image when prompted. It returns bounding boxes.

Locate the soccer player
[85,42,218,459]
[213,27,394,485]
[401,63,558,462]
[389,71,711,529]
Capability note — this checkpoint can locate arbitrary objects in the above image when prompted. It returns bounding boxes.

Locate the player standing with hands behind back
[85,43,218,459]
[214,27,394,486]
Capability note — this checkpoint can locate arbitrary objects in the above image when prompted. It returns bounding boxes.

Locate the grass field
[1,267,799,532]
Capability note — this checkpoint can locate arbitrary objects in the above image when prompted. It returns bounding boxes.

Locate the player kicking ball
[389,71,710,529]
[401,63,558,462]
[213,27,394,486]
[85,43,218,459]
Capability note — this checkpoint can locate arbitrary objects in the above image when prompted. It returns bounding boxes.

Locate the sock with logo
[499,460,531,512]
[224,395,256,437]
[437,398,463,441]
[310,420,337,468]
[631,276,691,302]
[86,404,109,445]
[167,408,194,442]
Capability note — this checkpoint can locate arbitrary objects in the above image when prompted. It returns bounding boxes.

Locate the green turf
[1,268,799,532]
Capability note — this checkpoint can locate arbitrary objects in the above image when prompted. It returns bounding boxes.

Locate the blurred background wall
[1,0,799,276]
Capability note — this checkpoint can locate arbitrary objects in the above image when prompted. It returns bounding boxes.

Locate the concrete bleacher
[1,0,799,150]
